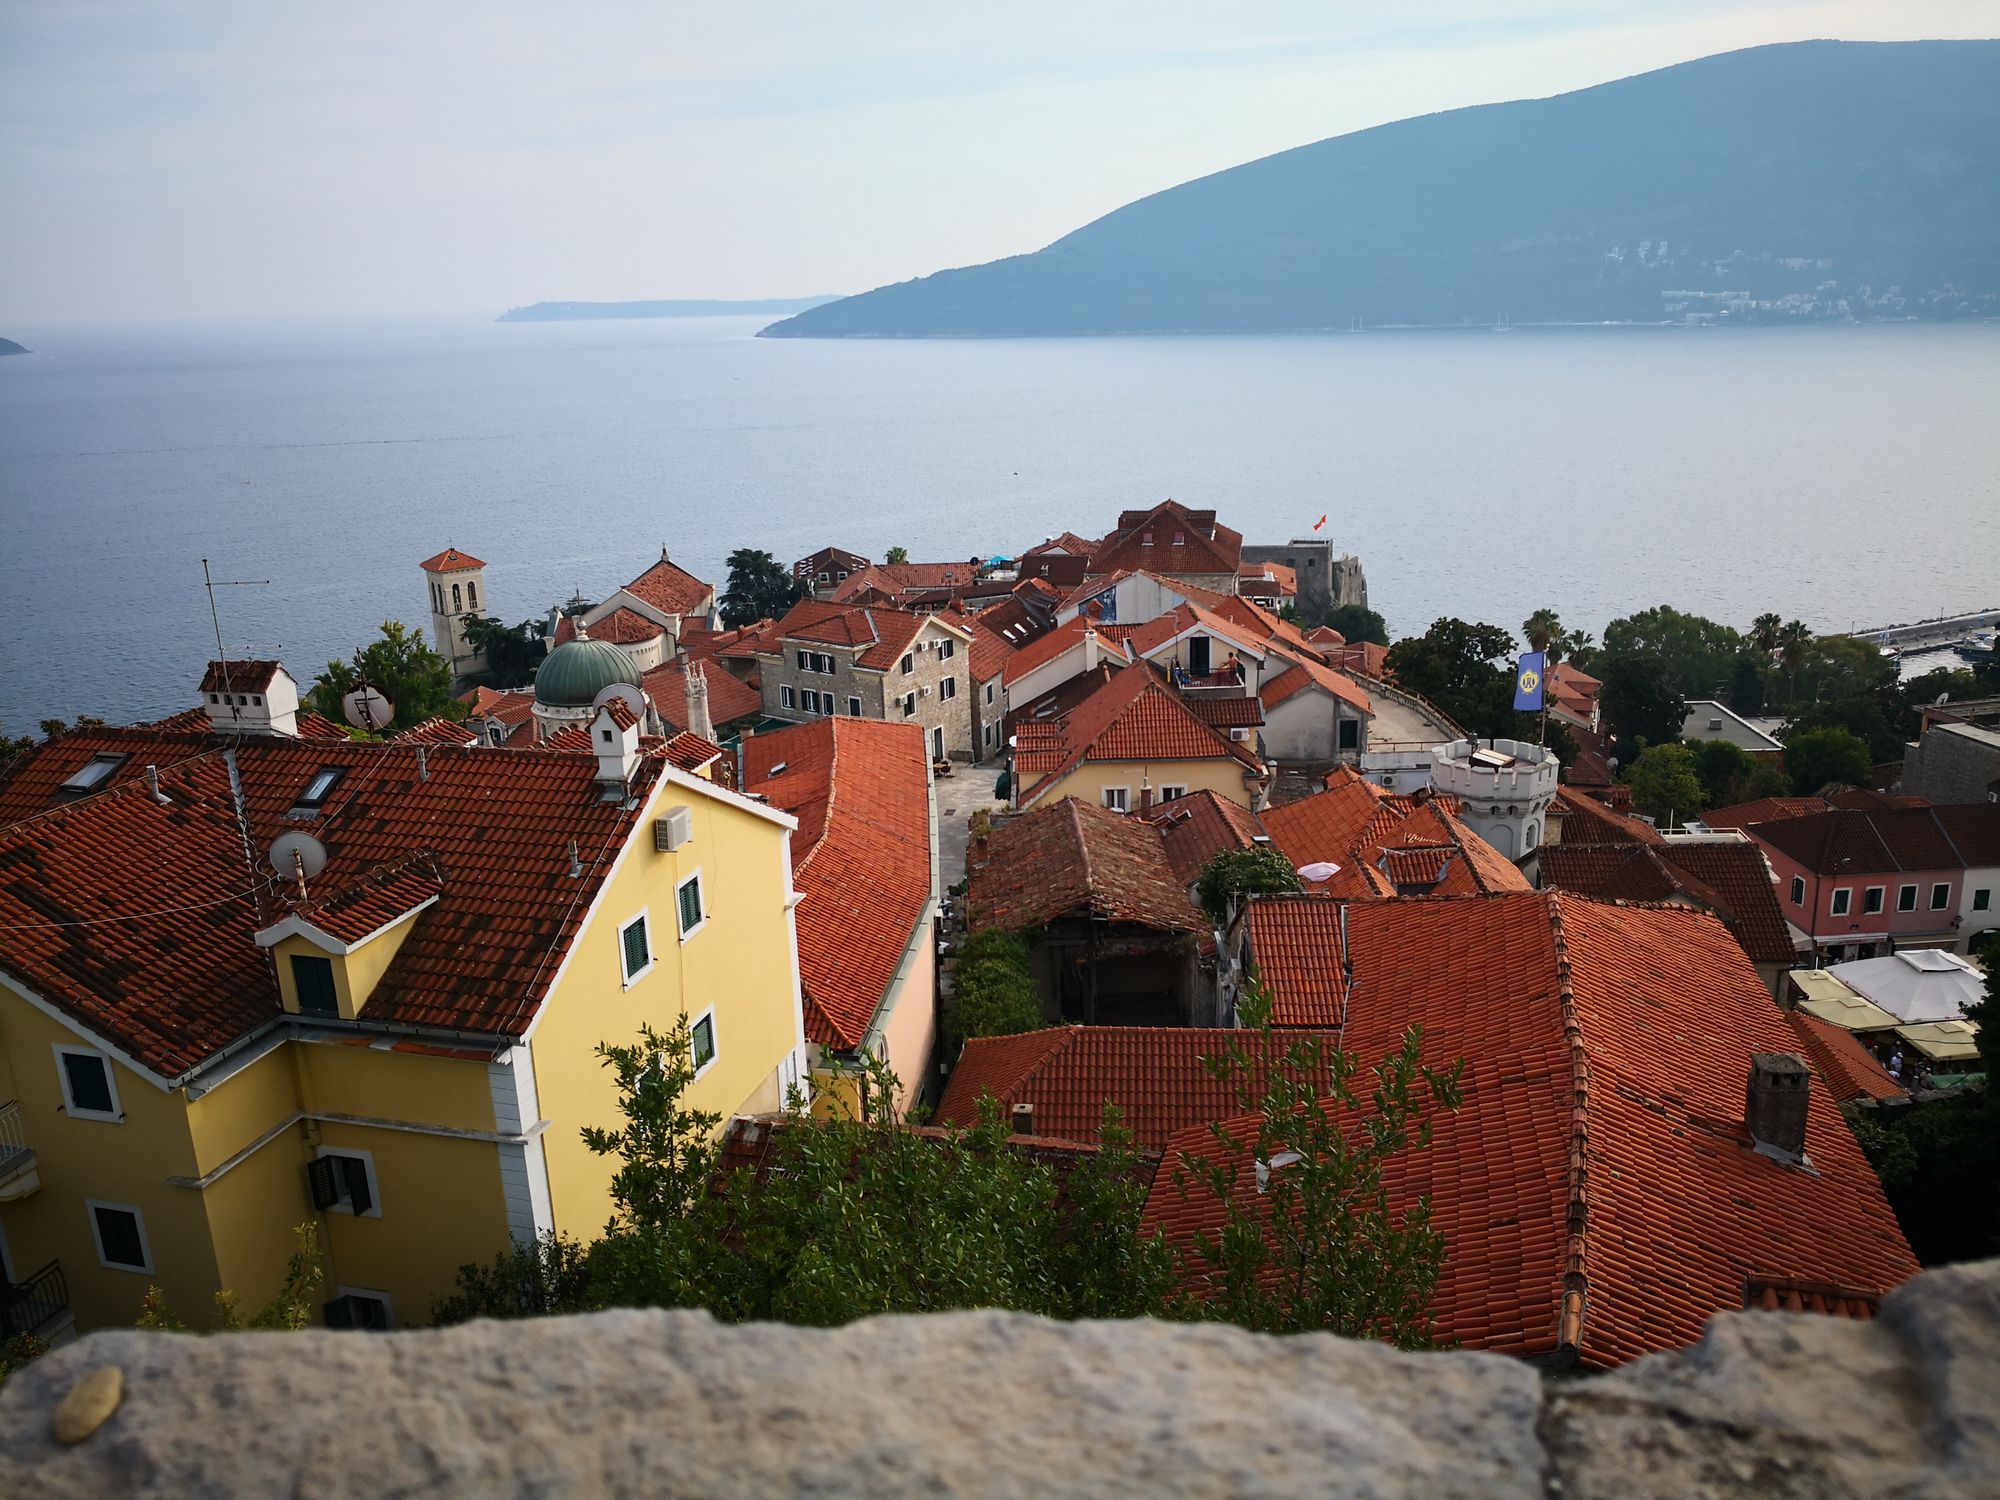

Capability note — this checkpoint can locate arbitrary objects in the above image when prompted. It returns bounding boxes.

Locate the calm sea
[2,317,1996,730]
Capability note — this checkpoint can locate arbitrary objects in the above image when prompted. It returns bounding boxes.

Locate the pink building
[1744,807,1969,961]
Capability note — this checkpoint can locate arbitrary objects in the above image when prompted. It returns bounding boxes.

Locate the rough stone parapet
[2,1259,1996,1498]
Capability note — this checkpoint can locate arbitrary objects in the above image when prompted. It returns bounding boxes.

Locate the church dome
[535,634,641,709]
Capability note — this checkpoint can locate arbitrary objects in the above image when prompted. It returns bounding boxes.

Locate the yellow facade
[0,764,806,1335]
[1024,757,1260,814]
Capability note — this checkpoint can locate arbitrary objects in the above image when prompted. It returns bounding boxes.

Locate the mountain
[500,297,839,322]
[762,41,2000,338]
[0,338,29,356]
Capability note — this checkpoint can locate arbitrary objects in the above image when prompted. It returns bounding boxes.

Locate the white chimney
[686,665,715,743]
[589,702,642,786]
[1082,627,1100,672]
[201,662,301,738]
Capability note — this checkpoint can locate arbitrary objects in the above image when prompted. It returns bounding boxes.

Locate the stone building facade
[1240,538,1368,618]
[757,604,977,762]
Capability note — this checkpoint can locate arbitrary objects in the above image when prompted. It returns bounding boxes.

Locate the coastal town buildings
[0,660,810,1337]
[419,548,490,682]
[754,600,978,763]
[548,548,718,674]
[791,546,871,598]
[1239,535,1368,616]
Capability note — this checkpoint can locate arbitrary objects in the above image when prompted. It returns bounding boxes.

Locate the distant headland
[0,338,30,356]
[499,297,840,323]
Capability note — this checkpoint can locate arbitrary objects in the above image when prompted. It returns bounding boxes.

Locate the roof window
[290,766,346,815]
[59,753,129,794]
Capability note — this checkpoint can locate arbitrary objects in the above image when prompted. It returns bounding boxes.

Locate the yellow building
[1010,664,1269,816]
[0,661,808,1338]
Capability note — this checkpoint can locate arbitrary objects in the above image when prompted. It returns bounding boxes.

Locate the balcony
[0,1099,37,1200]
[1,1258,72,1345]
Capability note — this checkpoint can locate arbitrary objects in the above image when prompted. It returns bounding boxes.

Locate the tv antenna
[202,558,272,703]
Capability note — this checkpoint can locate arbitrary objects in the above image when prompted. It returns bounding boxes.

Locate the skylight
[290,766,346,815]
[58,753,128,793]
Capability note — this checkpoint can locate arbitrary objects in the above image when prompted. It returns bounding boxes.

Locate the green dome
[535,636,642,709]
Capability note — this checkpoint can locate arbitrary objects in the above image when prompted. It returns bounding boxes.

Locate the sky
[4,1,1996,324]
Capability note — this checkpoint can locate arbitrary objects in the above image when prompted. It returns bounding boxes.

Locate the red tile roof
[1552,785,1663,845]
[1538,839,1797,966]
[417,548,484,574]
[0,731,739,1075]
[395,718,482,746]
[1023,532,1098,558]
[198,660,288,694]
[744,718,933,1050]
[1139,789,1270,886]
[1091,501,1242,577]
[1325,641,1391,678]
[1239,561,1297,597]
[768,599,968,673]
[1014,668,1261,808]
[1789,1012,1906,1104]
[831,562,977,602]
[1746,806,1971,877]
[457,686,538,742]
[623,552,714,617]
[1264,770,1529,899]
[1258,650,1373,716]
[1000,616,1103,687]
[1700,795,1830,831]
[639,658,763,733]
[969,797,1204,936]
[1168,891,1918,1366]
[278,853,446,945]
[938,1025,1341,1149]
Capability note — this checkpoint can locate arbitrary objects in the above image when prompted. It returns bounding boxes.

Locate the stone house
[756,601,978,763]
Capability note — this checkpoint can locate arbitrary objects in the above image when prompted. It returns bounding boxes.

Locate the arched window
[452,583,463,612]
[467,581,479,610]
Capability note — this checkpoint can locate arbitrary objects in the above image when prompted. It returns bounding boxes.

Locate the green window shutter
[691,1015,716,1070]
[292,955,339,1016]
[678,878,702,933]
[622,919,650,977]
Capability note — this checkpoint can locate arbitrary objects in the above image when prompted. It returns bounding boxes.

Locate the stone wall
[3,1258,1995,1498]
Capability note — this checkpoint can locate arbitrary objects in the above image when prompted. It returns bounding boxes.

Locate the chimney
[687,664,715,744]
[1745,1053,1811,1160]
[1082,627,1100,672]
[1139,773,1154,814]
[736,724,753,788]
[1010,1102,1035,1136]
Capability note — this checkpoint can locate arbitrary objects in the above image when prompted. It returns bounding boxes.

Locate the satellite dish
[1296,861,1342,883]
[267,830,328,881]
[591,682,647,721]
[341,681,395,733]
[1935,693,1950,707]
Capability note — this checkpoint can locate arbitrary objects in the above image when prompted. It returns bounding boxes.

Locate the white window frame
[902,693,917,718]
[802,688,819,714]
[619,909,656,987]
[939,638,955,659]
[1974,887,1992,912]
[85,1198,154,1274]
[1896,884,1917,913]
[53,1044,122,1123]
[676,870,707,942]
[316,1146,384,1219]
[689,1007,719,1080]
[1930,882,1951,911]
[1863,886,1885,915]
[1789,876,1805,906]
[986,682,995,704]
[1103,786,1130,813]
[332,1285,396,1329]
[780,685,795,710]
[1830,888,1851,916]
[1159,785,1188,802]
[847,696,862,716]
[940,676,956,701]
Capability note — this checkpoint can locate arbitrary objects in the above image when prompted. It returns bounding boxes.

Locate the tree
[135,1223,325,1332]
[461,616,548,687]
[1384,618,1519,737]
[1321,604,1389,646]
[1776,620,1815,702]
[1521,609,1564,662]
[1598,651,1688,750]
[950,930,1044,1044]
[884,545,909,566]
[307,621,462,733]
[1783,725,1872,794]
[1173,985,1465,1344]
[1602,606,1746,703]
[433,1232,597,1324]
[1195,846,1302,925]
[1625,743,1707,827]
[1688,739,1758,807]
[1750,613,1784,658]
[720,549,806,628]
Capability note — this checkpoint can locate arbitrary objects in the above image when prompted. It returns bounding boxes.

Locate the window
[1931,883,1951,910]
[1173,532,1185,546]
[1103,787,1129,813]
[847,696,862,716]
[796,650,810,671]
[451,583,462,611]
[55,1046,120,1121]
[676,872,705,940]
[291,766,345,815]
[59,754,128,793]
[901,654,914,675]
[986,682,995,704]
[802,689,820,714]
[1830,888,1851,916]
[291,954,339,1016]
[466,582,478,610]
[309,1150,379,1217]
[1790,876,1805,906]
[780,685,796,710]
[938,639,954,659]
[86,1201,153,1273]
[940,677,956,701]
[1972,887,1992,911]
[619,912,653,984]
[902,693,917,718]
[1897,884,1918,913]
[1160,786,1187,802]
[324,1290,394,1330]
[690,1009,718,1076]
[1863,887,1884,915]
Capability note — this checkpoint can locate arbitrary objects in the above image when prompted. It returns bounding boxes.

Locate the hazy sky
[4,1,1995,324]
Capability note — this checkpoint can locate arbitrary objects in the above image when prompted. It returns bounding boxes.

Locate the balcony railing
[1,1259,70,1342]
[0,1099,37,1198]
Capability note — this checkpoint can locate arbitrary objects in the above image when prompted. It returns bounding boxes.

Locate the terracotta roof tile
[1258,650,1373,716]
[745,718,933,1050]
[969,798,1203,935]
[1265,770,1527,899]
[1746,807,1970,877]
[394,718,482,746]
[831,562,977,602]
[417,547,484,573]
[639,658,763,733]
[1139,789,1270,886]
[1553,785,1664,845]
[622,554,714,617]
[198,660,286,694]
[1014,669,1261,807]
[1091,501,1242,577]
[1701,796,1830,831]
[1789,1012,1906,1104]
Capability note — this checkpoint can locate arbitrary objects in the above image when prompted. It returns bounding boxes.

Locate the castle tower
[418,547,489,681]
[1428,737,1559,860]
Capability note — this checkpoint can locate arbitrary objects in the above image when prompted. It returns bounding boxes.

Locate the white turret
[1428,738,1559,859]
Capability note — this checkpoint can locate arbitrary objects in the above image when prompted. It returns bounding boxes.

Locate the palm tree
[1558,629,1595,669]
[1522,609,1563,662]
[1777,620,1814,703]
[1751,613,1784,658]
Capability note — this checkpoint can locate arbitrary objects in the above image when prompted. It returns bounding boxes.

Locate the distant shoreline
[756,316,1998,341]
[500,297,840,323]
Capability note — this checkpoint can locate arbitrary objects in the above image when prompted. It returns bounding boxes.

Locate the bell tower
[418,546,489,681]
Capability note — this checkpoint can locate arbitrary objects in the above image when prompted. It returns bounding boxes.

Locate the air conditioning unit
[920,686,931,697]
[654,805,694,851]
[1230,727,1250,742]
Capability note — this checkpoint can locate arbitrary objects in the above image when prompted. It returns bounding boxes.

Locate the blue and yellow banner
[1513,652,1546,712]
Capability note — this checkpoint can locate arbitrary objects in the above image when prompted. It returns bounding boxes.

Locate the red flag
[1312,514,1327,531]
